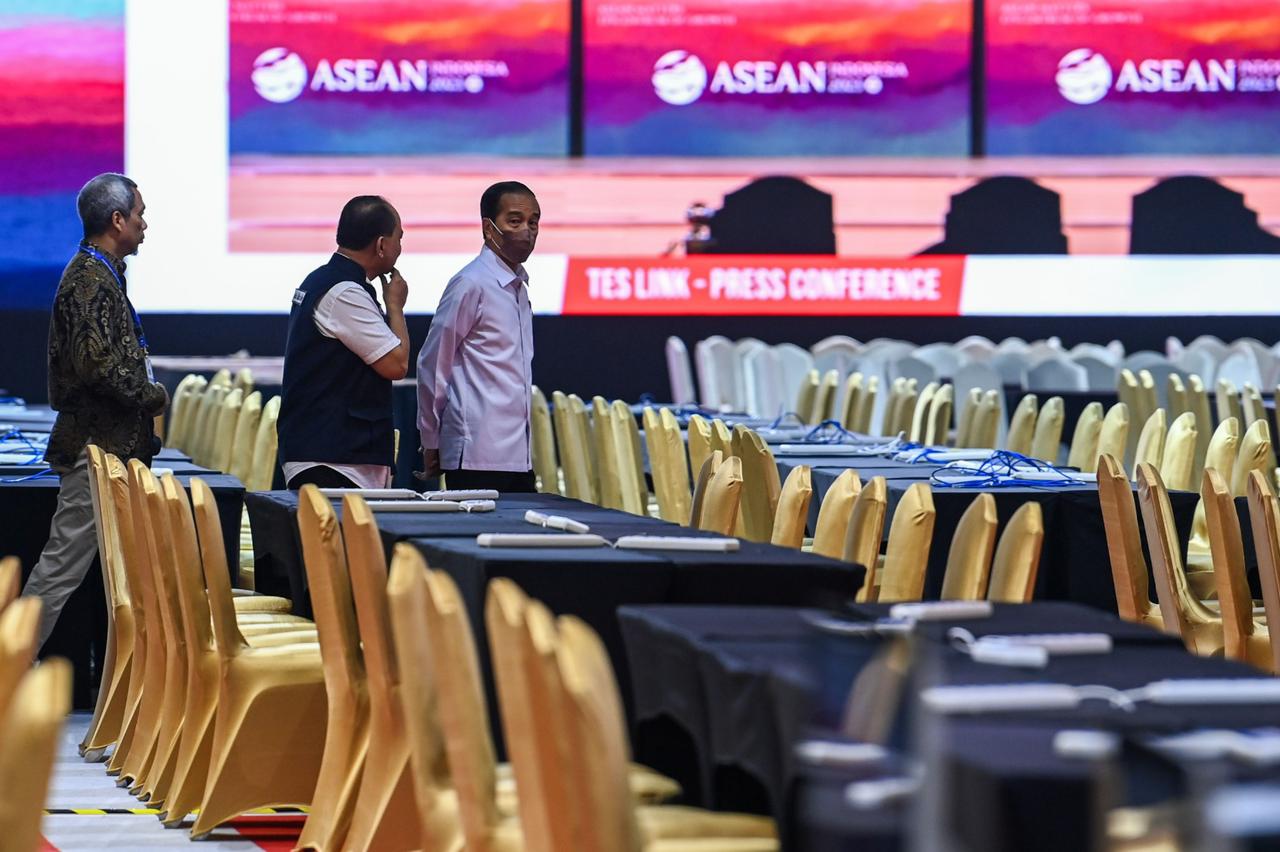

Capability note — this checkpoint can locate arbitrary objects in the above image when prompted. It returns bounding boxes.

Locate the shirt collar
[80,239,126,276]
[480,246,529,289]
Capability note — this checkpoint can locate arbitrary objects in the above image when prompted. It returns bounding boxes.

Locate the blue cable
[2,468,58,483]
[929,450,1085,489]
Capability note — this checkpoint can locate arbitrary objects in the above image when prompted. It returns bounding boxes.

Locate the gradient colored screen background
[228,0,570,156]
[0,0,123,309]
[987,0,1280,155]
[582,0,972,156]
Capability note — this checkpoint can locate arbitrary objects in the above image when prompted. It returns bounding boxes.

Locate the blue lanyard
[80,245,148,351]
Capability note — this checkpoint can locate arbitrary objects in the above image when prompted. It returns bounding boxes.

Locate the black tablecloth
[778,457,1223,614]
[245,489,864,756]
[620,603,1276,852]
[1,468,244,709]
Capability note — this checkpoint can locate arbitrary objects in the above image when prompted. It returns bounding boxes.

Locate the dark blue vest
[279,253,394,467]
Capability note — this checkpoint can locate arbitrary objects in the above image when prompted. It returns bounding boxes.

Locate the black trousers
[286,465,360,490]
[442,468,537,493]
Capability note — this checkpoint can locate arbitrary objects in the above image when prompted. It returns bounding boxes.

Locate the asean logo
[1056,49,1113,105]
[652,50,707,106]
[252,47,308,104]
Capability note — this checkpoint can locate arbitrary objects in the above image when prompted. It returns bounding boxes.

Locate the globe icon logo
[1056,49,1112,105]
[652,50,707,106]
[252,47,308,104]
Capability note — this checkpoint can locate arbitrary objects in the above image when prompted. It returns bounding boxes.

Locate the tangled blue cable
[929,450,1087,489]
[0,429,44,465]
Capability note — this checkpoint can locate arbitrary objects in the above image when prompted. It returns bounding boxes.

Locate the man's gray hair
[77,173,138,239]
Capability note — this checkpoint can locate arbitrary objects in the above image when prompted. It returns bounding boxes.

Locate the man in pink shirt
[417,181,538,492]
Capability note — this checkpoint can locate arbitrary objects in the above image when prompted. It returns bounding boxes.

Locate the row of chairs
[0,561,72,852]
[1102,454,1280,673]
[166,370,280,491]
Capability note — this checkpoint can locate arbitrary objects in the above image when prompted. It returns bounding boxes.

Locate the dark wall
[4,308,1280,405]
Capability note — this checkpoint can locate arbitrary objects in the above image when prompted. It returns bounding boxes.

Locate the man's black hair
[336,195,398,250]
[480,181,536,221]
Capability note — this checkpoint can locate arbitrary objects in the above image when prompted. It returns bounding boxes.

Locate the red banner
[561,256,967,316]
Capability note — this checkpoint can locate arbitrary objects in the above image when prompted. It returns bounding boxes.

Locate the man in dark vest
[279,196,409,489]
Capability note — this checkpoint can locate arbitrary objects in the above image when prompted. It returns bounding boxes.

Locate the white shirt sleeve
[313,281,401,365]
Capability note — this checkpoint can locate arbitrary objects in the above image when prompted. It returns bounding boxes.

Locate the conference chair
[341,495,424,851]
[1231,417,1273,497]
[211,387,244,473]
[165,373,203,451]
[699,455,744,536]
[1137,370,1160,424]
[551,615,779,851]
[1245,471,1280,672]
[245,394,281,492]
[1217,378,1244,429]
[1185,416,1241,593]
[907,382,938,444]
[156,476,316,828]
[881,378,906,438]
[810,470,861,560]
[686,414,715,487]
[233,366,254,396]
[925,383,954,447]
[844,477,889,601]
[771,465,812,550]
[795,370,820,425]
[79,445,134,760]
[970,390,1002,450]
[1166,374,1188,420]
[568,395,601,504]
[188,479,327,840]
[1242,383,1278,473]
[1136,464,1224,657]
[612,399,651,516]
[688,451,722,531]
[552,391,594,503]
[1116,369,1143,464]
[876,483,936,603]
[228,391,263,485]
[1096,403,1130,469]
[0,557,17,612]
[1131,409,1167,480]
[1066,402,1104,471]
[939,494,998,601]
[294,486,373,852]
[126,462,189,805]
[385,550,472,852]
[710,418,734,459]
[953,389,979,448]
[733,427,781,542]
[194,380,231,467]
[1004,394,1038,457]
[1160,412,1199,492]
[644,407,693,524]
[987,502,1045,603]
[853,375,879,435]
[592,397,626,511]
[813,369,839,424]
[0,658,71,852]
[530,386,559,495]
[666,336,697,406]
[1187,375,1214,483]
[172,374,209,453]
[1202,468,1273,669]
[1098,455,1163,629]
[840,372,865,431]
[1029,396,1064,463]
[0,596,42,731]
[484,580,683,852]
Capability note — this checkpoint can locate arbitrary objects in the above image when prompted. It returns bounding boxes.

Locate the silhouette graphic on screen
[1130,176,1280,255]
[707,176,836,254]
[919,176,1068,255]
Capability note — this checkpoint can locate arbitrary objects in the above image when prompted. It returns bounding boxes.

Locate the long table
[773,454,1216,613]
[245,490,864,754]
[620,603,1277,852]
